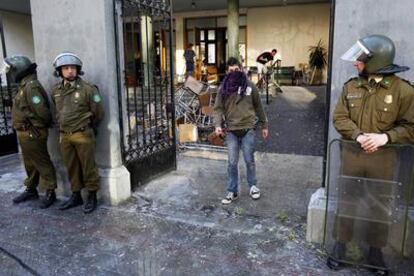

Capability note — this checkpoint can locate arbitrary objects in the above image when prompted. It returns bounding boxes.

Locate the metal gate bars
[118,0,176,188]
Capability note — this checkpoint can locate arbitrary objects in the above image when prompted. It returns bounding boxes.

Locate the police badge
[384,95,393,104]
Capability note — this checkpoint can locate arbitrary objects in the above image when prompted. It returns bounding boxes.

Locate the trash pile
[175,76,221,145]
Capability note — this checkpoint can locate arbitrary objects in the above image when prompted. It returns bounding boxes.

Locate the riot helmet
[0,55,37,84]
[341,34,409,74]
[53,52,83,77]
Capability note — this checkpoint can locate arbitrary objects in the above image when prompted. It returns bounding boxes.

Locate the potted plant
[308,40,328,85]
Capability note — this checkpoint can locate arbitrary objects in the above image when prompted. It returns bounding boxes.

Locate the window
[208,43,216,64]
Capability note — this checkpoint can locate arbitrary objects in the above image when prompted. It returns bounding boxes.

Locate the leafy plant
[308,40,328,71]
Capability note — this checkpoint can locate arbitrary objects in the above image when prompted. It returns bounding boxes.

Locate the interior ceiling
[0,0,30,15]
[172,0,330,12]
[0,0,330,15]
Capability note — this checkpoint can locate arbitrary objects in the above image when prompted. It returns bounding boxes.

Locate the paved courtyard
[2,151,413,275]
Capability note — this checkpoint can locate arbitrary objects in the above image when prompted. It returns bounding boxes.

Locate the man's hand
[215,127,223,136]
[356,134,369,145]
[358,133,388,153]
[262,128,269,140]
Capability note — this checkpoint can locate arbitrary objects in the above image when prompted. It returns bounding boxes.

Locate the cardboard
[179,123,198,143]
[198,92,211,107]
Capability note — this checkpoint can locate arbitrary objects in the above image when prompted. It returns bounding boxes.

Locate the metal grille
[0,78,14,136]
[0,18,18,156]
[119,0,176,188]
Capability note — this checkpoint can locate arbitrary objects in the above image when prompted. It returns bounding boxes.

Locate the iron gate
[0,18,18,156]
[118,0,176,188]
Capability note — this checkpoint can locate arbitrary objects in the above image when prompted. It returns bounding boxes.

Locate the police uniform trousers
[60,127,99,192]
[334,143,397,248]
[17,128,57,190]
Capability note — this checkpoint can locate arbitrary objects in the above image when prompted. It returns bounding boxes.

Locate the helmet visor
[0,61,11,74]
[341,40,371,62]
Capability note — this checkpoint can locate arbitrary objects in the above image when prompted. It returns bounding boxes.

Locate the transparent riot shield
[324,139,414,273]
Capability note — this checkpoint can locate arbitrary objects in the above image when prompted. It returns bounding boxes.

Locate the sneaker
[249,185,261,200]
[221,192,238,205]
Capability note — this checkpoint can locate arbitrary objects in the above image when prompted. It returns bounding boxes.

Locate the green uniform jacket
[333,75,414,143]
[52,78,104,133]
[213,80,268,130]
[12,74,52,129]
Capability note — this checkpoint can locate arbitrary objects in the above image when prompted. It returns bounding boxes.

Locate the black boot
[13,188,39,204]
[327,242,346,270]
[39,189,56,209]
[367,247,388,275]
[83,191,97,214]
[59,192,83,210]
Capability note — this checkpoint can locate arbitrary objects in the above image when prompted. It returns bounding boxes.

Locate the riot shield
[324,139,414,273]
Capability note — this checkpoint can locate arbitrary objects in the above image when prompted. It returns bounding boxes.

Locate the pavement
[2,150,412,276]
[256,85,326,156]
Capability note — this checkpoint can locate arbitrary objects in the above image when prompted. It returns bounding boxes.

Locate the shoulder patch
[92,94,101,103]
[32,95,42,104]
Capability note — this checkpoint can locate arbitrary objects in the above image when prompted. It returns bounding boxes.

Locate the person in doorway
[52,52,104,214]
[330,34,414,273]
[183,43,196,78]
[1,55,57,208]
[213,57,268,205]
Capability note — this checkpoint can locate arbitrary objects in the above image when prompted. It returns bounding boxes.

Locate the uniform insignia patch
[75,92,80,99]
[246,86,252,96]
[384,95,393,104]
[20,90,23,96]
[93,94,101,103]
[32,95,41,104]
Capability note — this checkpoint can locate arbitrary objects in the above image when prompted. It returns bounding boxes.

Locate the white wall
[0,11,34,84]
[173,4,330,80]
[247,4,330,69]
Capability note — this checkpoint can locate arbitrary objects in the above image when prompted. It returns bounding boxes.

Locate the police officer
[51,52,104,214]
[1,55,57,208]
[330,35,414,273]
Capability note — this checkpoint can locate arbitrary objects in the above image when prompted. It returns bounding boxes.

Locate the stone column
[30,0,130,205]
[227,0,239,60]
[140,14,154,87]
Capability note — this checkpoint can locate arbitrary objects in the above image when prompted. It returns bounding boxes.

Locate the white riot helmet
[53,52,84,77]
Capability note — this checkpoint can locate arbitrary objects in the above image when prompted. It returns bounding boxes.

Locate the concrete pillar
[307,0,414,252]
[227,0,239,59]
[30,0,130,205]
[140,15,154,87]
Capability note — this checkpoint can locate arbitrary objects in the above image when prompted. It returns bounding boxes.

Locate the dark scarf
[220,71,248,97]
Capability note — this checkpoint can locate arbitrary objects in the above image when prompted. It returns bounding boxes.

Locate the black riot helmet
[0,55,37,84]
[341,34,409,74]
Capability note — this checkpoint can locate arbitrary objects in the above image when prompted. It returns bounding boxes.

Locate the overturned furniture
[175,76,218,144]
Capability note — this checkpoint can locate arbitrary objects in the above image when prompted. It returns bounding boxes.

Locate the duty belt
[15,125,44,131]
[60,126,89,135]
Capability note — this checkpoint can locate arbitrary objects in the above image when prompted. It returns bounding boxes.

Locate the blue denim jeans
[226,129,257,193]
